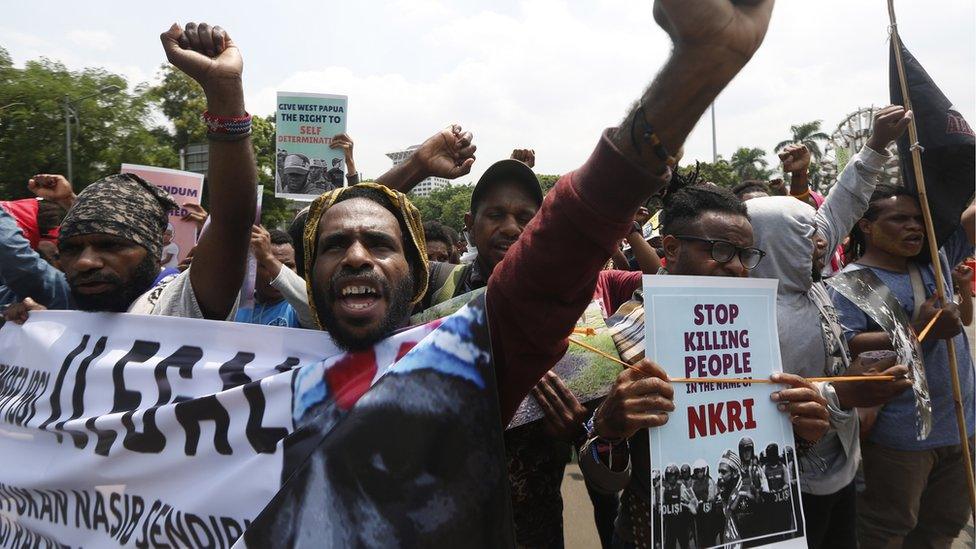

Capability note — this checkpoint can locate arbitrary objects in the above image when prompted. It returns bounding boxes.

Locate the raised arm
[160,23,257,320]
[778,145,817,208]
[815,105,910,251]
[488,0,776,423]
[375,125,476,192]
[627,207,662,274]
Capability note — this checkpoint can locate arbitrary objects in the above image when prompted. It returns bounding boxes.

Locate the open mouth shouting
[332,276,388,323]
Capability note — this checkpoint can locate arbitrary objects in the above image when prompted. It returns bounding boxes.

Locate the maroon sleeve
[487,130,669,424]
[595,269,643,317]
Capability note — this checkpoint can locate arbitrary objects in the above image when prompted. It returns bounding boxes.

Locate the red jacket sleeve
[594,269,643,317]
[487,130,669,424]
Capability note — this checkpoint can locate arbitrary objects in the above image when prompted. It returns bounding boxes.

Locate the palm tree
[729,147,770,180]
[775,120,830,160]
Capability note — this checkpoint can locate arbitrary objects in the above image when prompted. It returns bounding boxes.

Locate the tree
[410,185,474,231]
[537,174,560,196]
[0,51,176,199]
[689,157,738,189]
[145,66,291,228]
[729,147,770,180]
[775,120,830,160]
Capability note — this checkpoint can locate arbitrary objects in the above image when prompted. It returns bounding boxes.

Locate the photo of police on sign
[275,92,349,200]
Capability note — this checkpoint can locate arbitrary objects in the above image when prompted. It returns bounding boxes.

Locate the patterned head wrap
[302,182,429,329]
[59,173,178,260]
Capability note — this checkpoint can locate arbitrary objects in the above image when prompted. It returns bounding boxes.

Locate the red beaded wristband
[202,111,252,135]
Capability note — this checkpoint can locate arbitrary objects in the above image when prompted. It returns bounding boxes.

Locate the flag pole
[887,0,976,512]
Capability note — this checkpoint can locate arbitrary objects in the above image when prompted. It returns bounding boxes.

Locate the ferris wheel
[821,107,901,193]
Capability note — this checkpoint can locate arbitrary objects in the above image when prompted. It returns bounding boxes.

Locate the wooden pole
[887,0,975,513]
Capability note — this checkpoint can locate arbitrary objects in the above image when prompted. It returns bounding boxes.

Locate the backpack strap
[907,262,927,322]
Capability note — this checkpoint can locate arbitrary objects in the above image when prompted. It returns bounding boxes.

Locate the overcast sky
[3,0,974,183]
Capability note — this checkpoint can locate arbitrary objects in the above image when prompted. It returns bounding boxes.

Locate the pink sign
[121,164,205,268]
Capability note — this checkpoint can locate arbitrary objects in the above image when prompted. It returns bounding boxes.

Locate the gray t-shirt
[128,268,237,320]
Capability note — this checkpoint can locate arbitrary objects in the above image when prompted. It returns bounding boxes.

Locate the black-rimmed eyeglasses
[673,235,766,270]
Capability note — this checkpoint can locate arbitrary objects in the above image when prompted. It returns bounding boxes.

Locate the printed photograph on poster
[120,163,204,268]
[827,267,932,439]
[275,92,348,200]
[643,275,806,548]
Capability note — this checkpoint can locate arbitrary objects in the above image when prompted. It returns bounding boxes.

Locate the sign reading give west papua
[0,305,513,548]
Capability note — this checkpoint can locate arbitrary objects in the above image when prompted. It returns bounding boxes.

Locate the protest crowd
[0,2,974,548]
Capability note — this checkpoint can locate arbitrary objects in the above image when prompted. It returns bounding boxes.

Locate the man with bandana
[4,22,257,322]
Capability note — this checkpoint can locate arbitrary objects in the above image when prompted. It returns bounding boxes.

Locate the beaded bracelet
[202,111,252,141]
[791,189,811,200]
[630,102,677,168]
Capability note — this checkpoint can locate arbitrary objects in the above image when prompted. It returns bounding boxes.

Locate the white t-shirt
[160,243,180,269]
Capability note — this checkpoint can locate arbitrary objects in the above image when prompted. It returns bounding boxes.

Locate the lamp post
[63,85,121,182]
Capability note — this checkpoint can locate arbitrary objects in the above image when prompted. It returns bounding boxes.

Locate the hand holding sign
[834,354,913,409]
[912,293,962,340]
[532,371,588,442]
[769,373,829,444]
[2,298,46,325]
[160,22,244,115]
[181,203,209,231]
[593,359,674,440]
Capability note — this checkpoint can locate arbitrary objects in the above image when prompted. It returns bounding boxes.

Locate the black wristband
[632,221,643,235]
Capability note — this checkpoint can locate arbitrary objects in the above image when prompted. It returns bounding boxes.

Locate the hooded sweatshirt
[746,145,888,495]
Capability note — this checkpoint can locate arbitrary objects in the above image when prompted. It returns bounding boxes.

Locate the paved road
[562,324,976,548]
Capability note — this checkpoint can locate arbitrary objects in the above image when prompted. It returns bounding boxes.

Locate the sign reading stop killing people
[275,91,348,200]
[643,276,806,548]
[120,164,204,269]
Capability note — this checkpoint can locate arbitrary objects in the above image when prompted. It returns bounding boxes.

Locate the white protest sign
[0,311,339,548]
[643,276,806,549]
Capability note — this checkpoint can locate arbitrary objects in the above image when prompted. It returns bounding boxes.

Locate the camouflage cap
[59,173,178,260]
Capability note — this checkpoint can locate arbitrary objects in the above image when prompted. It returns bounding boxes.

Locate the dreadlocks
[659,163,748,236]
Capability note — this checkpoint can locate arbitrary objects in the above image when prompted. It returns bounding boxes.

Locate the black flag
[889,38,975,252]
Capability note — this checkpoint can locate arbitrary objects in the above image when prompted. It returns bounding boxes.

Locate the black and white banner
[0,305,512,548]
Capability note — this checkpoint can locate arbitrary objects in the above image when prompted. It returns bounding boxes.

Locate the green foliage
[689,157,738,189]
[729,147,770,181]
[537,174,560,196]
[410,184,474,231]
[0,54,176,199]
[775,119,831,192]
[143,65,207,150]
[775,120,830,160]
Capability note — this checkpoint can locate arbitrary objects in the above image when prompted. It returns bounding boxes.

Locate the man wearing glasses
[579,181,830,547]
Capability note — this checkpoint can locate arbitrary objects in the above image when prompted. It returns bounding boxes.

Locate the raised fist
[28,174,76,208]
[160,22,243,104]
[413,125,477,180]
[511,148,536,169]
[652,0,775,63]
[867,105,912,153]
[778,144,811,174]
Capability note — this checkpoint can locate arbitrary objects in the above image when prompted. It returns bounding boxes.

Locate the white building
[386,145,450,197]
